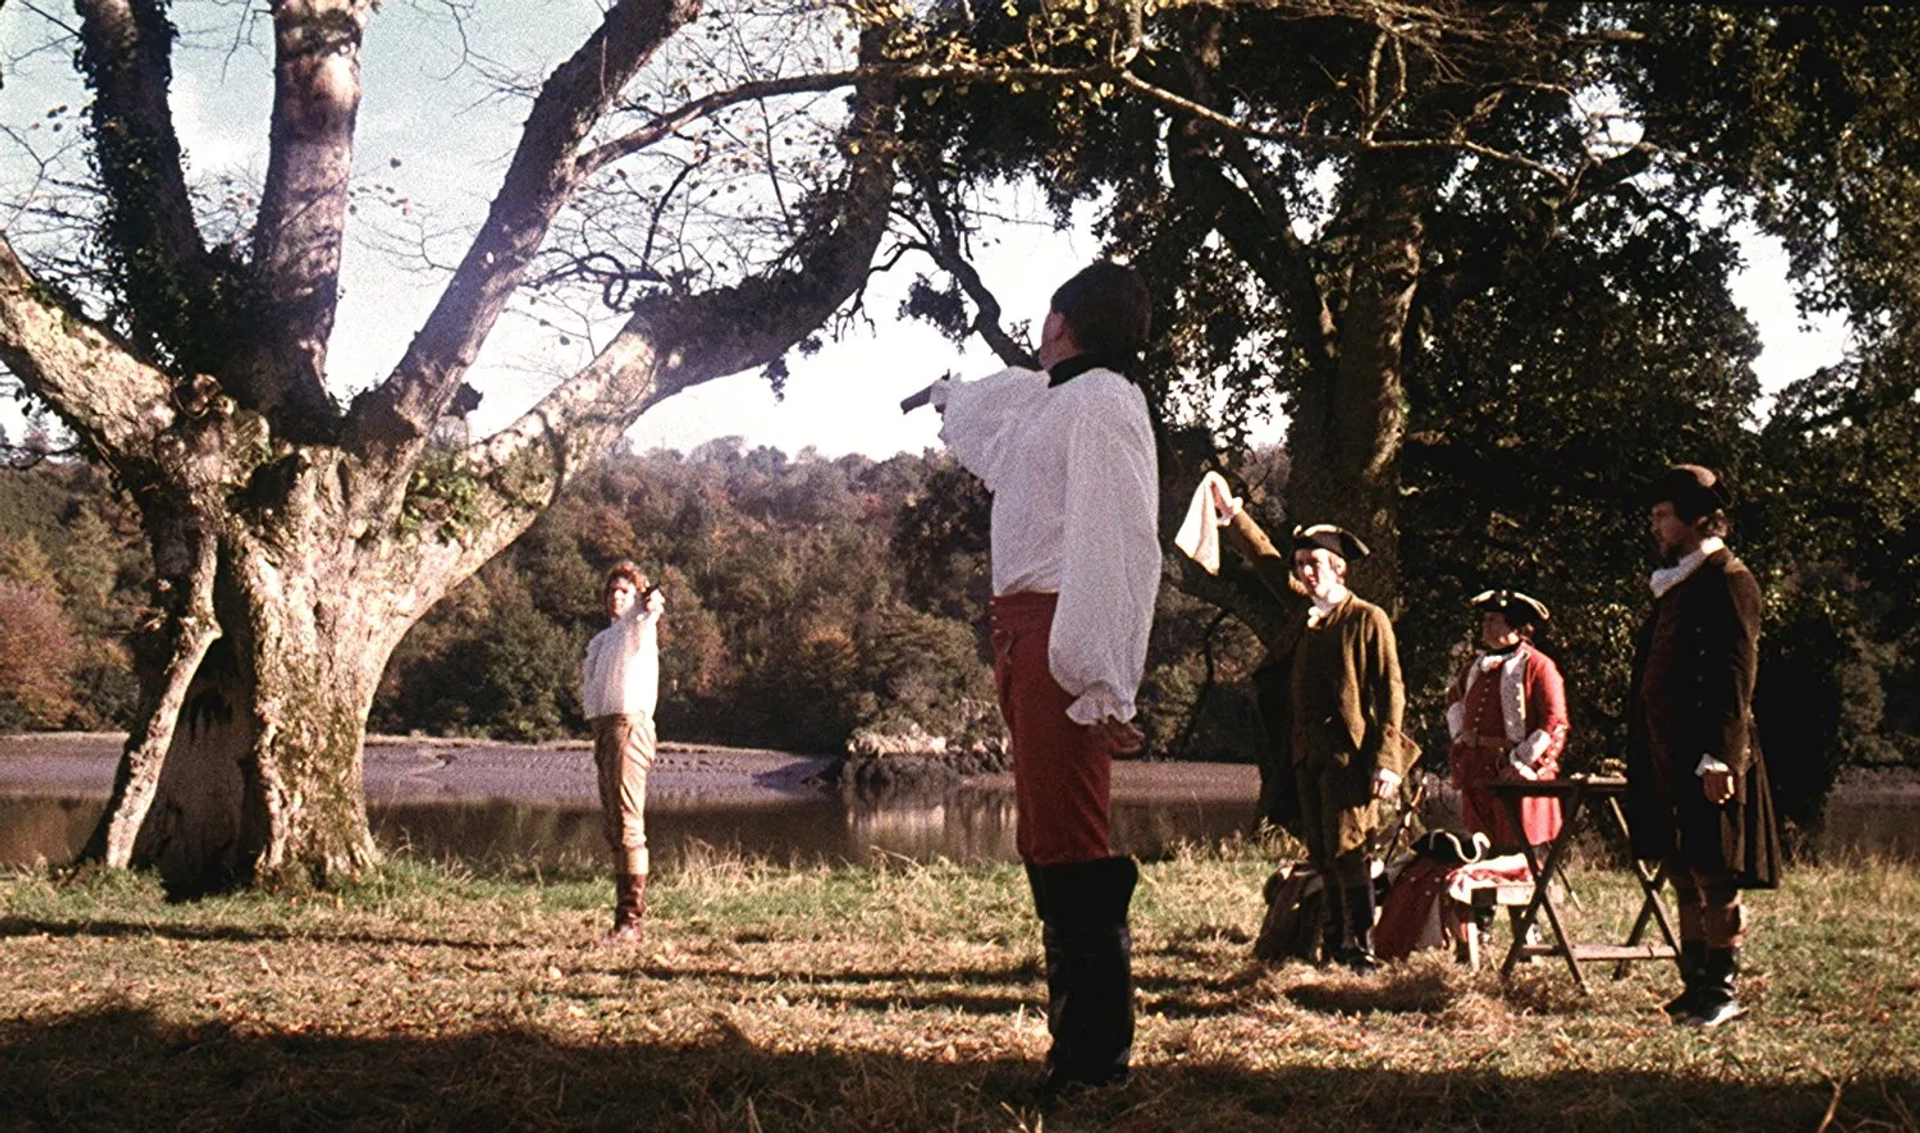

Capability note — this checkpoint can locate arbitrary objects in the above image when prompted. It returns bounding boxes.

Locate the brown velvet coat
[1624,548,1783,888]
[1224,513,1414,847]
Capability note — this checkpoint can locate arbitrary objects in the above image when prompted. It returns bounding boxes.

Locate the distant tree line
[0,436,1267,760]
[2,415,1913,832]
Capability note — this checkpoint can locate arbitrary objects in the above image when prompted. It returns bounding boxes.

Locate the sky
[0,2,1850,461]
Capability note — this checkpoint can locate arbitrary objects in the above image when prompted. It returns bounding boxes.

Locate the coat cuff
[1695,754,1732,777]
[1512,729,1552,767]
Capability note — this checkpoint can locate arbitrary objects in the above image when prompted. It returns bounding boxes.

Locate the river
[2,733,1913,869]
[0,734,1256,869]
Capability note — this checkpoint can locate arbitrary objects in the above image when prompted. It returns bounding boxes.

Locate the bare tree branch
[908,174,1036,368]
[240,0,376,423]
[73,0,211,348]
[443,25,903,576]
[346,0,706,452]
[1168,28,1339,380]
[0,236,177,457]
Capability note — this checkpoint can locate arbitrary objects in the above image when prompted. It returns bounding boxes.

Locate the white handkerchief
[1174,471,1235,574]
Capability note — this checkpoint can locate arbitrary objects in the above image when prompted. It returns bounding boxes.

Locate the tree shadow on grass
[2,1006,1912,1133]
[1281,964,1468,1016]
[0,916,503,952]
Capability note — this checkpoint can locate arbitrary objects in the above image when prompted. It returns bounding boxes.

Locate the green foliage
[399,452,491,544]
[374,567,582,742]
[1397,179,1764,767]
[1745,346,1920,810]
[0,461,146,730]
[373,445,1007,754]
[891,2,1920,795]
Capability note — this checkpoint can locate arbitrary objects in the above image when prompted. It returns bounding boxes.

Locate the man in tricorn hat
[1445,589,1568,852]
[1444,589,1568,954]
[1204,483,1415,974]
[1625,464,1781,1027]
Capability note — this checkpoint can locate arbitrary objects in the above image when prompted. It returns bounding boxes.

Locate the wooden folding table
[1489,775,1682,992]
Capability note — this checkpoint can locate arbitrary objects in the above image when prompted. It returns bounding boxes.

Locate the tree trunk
[19,1,903,893]
[99,449,415,894]
[123,536,394,894]
[85,529,221,869]
[1286,156,1428,611]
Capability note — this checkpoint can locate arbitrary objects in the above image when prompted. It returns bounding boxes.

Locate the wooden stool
[1440,866,1565,969]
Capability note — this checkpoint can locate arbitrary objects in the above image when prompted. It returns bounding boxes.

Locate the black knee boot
[1663,939,1707,1020]
[1341,882,1381,975]
[1685,947,1747,1028]
[1027,857,1138,1097]
[1316,871,1347,966]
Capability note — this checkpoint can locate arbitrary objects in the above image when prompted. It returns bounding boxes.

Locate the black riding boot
[1318,876,1348,966]
[1341,882,1381,975]
[1663,939,1708,1021]
[1027,857,1138,1099]
[1685,946,1747,1028]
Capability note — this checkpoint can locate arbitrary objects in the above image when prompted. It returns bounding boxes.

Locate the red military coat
[1446,640,1568,849]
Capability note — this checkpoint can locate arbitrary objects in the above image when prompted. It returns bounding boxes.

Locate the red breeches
[991,591,1113,866]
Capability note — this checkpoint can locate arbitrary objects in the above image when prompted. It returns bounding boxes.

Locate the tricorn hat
[1471,588,1551,629]
[1647,463,1732,520]
[1291,523,1369,562]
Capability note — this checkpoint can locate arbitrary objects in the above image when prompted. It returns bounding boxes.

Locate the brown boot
[607,873,647,943]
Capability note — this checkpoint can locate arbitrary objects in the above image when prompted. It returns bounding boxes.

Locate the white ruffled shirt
[1649,536,1725,598]
[934,364,1161,724]
[581,601,661,720]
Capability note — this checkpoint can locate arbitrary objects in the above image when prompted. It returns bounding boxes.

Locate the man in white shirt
[930,260,1160,1100]
[580,560,666,942]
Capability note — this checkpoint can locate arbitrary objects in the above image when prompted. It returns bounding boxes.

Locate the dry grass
[2,842,1916,1132]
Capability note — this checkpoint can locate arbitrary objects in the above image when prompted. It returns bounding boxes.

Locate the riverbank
[0,732,1261,806]
[3,848,1917,1131]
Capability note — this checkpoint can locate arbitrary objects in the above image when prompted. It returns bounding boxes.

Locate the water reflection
[376,785,1256,868]
[2,785,1913,871]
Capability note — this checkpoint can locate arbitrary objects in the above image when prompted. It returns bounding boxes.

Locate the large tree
[0,0,902,892]
[893,3,1916,765]
[896,2,1674,600]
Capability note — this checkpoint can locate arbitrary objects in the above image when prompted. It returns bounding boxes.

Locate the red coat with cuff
[1446,640,1568,849]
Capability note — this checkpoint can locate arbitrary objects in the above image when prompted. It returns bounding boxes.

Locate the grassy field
[2,841,1916,1132]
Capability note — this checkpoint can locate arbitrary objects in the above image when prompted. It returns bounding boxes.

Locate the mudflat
[0,733,1260,806]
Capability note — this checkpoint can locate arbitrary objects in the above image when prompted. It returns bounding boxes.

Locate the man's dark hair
[1648,463,1733,536]
[1051,261,1151,367]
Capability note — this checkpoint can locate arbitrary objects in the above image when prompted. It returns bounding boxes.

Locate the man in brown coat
[1208,483,1414,973]
[1625,464,1782,1027]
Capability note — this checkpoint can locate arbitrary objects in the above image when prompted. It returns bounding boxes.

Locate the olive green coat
[1225,513,1415,855]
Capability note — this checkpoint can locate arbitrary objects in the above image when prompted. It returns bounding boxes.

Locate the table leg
[1499,792,1590,993]
[1603,797,1681,980]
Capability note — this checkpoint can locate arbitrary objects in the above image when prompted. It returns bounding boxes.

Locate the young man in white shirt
[580,560,666,942]
[930,260,1160,1099]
